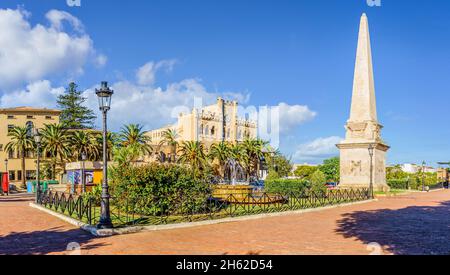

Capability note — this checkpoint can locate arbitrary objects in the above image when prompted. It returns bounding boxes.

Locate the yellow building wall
[0,108,61,183]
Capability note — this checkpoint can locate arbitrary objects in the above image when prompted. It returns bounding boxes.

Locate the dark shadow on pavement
[0,226,105,255]
[336,201,450,255]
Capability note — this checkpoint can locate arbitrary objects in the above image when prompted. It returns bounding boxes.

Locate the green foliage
[70,130,100,161]
[387,179,411,190]
[57,82,96,129]
[386,165,409,180]
[309,170,327,194]
[83,184,102,205]
[5,126,34,187]
[264,178,311,194]
[110,163,211,215]
[112,145,141,166]
[266,170,280,181]
[293,165,318,180]
[387,172,438,190]
[177,141,207,177]
[209,142,233,177]
[319,157,340,182]
[159,129,179,162]
[270,154,293,178]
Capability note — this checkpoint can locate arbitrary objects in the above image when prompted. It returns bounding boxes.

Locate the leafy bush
[388,173,438,190]
[110,163,211,216]
[310,170,327,194]
[264,178,311,194]
[387,179,410,190]
[319,157,340,182]
[293,165,318,180]
[266,170,280,181]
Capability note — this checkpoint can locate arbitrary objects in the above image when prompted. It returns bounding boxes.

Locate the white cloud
[46,9,84,32]
[0,80,64,108]
[136,59,177,86]
[293,136,343,162]
[94,54,108,68]
[276,103,317,133]
[0,8,100,89]
[83,77,243,131]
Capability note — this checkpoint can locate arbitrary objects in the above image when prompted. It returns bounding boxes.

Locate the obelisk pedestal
[336,14,390,192]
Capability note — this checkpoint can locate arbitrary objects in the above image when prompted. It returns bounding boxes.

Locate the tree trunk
[21,151,26,188]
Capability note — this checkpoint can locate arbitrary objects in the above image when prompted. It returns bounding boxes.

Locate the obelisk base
[337,142,390,192]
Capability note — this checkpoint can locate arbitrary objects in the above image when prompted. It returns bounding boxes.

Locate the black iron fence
[38,188,371,228]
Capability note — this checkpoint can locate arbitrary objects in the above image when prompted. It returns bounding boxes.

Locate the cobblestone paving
[1,190,449,255]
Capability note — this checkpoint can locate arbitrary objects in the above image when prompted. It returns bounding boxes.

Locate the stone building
[0,107,61,184]
[145,98,258,161]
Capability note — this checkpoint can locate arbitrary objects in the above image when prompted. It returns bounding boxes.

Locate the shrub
[264,178,311,194]
[293,165,318,180]
[110,163,211,216]
[387,179,410,190]
[310,170,327,194]
[266,170,280,181]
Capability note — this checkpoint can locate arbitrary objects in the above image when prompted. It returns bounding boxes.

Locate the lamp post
[422,161,426,192]
[368,144,375,199]
[33,128,41,204]
[96,81,113,229]
[4,159,8,195]
[81,152,87,194]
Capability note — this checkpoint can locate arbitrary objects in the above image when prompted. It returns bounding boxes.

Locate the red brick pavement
[1,190,450,255]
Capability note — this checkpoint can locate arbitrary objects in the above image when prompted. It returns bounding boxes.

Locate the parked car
[326,182,338,189]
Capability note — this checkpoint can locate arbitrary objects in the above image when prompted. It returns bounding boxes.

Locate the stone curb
[29,203,109,237]
[30,199,378,237]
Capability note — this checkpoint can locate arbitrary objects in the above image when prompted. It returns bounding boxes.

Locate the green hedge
[109,163,211,216]
[264,178,311,194]
[387,179,410,190]
[388,176,438,190]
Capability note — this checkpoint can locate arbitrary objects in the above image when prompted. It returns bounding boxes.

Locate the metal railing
[37,188,371,228]
[37,190,95,225]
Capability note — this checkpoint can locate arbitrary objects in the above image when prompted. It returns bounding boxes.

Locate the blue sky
[1,0,450,166]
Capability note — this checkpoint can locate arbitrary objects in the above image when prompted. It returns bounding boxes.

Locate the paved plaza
[1,190,450,255]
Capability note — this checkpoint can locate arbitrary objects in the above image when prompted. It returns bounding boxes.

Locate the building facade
[0,107,61,183]
[145,98,257,161]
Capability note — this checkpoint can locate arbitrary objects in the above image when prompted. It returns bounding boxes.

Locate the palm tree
[112,145,140,167]
[178,141,207,177]
[41,124,71,180]
[239,138,269,180]
[119,124,152,156]
[159,128,179,163]
[69,131,100,161]
[5,127,34,188]
[95,132,117,161]
[209,142,232,178]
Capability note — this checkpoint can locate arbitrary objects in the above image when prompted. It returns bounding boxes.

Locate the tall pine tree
[57,82,97,129]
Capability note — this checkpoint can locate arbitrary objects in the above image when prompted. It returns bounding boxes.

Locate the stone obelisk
[336,14,390,191]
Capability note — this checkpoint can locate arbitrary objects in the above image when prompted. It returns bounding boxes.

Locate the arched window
[26,121,34,136]
[205,125,209,136]
[211,126,215,136]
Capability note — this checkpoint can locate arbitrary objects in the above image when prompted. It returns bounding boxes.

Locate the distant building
[145,98,258,162]
[399,163,437,174]
[0,107,61,184]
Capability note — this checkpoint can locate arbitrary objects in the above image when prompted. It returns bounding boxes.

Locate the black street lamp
[81,152,87,194]
[33,128,42,204]
[368,144,375,198]
[96,81,113,229]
